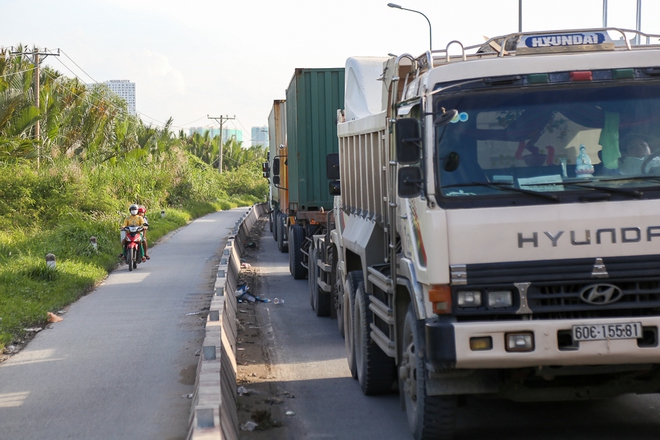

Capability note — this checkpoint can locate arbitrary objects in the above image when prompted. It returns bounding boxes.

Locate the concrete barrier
[187,203,268,440]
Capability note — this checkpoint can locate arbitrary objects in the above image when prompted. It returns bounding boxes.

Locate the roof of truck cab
[419,45,660,96]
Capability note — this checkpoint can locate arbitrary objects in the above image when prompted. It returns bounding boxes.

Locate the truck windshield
[434,79,660,205]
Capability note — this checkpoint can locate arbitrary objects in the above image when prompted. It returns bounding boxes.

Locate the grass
[0,155,266,352]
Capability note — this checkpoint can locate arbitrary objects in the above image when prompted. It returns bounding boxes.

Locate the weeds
[0,152,266,352]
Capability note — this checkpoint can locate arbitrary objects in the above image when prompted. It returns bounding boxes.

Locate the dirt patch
[235,220,289,439]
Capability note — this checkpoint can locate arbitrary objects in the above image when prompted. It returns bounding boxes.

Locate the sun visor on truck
[516,31,615,55]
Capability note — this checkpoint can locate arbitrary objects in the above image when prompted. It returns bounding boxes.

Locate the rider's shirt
[122,214,145,228]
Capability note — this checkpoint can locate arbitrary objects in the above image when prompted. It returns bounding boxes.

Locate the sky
[3,0,660,145]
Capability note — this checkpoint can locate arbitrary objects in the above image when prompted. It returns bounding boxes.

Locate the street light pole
[387,3,432,51]
[635,0,642,45]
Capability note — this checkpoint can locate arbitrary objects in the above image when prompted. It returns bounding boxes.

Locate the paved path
[252,226,410,439]
[0,209,246,440]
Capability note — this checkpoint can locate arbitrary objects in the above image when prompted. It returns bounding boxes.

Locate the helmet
[129,204,138,215]
[137,206,146,215]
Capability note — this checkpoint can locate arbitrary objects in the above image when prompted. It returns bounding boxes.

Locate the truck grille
[454,254,660,320]
[528,279,660,319]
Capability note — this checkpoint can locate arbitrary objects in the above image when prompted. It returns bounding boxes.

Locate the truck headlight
[457,291,482,308]
[488,291,513,308]
[506,332,535,352]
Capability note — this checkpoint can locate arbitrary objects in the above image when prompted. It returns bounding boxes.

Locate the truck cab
[334,28,660,439]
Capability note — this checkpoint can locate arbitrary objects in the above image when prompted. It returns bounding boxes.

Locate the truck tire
[335,266,345,338]
[354,281,395,395]
[309,246,317,310]
[277,213,288,253]
[271,212,277,241]
[401,304,457,440]
[289,224,307,279]
[344,271,362,379]
[310,247,331,317]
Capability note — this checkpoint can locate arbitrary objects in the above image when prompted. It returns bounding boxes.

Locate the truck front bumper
[426,316,660,370]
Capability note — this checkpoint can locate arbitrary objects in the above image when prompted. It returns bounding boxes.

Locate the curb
[187,203,268,440]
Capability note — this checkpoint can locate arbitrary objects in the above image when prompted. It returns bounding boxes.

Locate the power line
[59,49,99,84]
[0,66,37,78]
[51,51,190,130]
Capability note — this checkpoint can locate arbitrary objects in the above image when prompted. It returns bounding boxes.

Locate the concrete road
[253,228,411,439]
[255,225,660,440]
[0,208,246,440]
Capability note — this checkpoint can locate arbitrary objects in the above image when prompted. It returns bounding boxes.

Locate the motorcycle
[121,225,145,271]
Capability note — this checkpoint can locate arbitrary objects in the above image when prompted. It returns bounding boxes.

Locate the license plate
[572,322,643,341]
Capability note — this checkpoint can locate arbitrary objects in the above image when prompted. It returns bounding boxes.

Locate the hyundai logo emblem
[579,284,623,305]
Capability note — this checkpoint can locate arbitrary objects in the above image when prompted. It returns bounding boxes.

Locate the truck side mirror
[329,180,341,196]
[398,167,423,198]
[395,118,422,164]
[326,153,340,180]
[273,175,280,185]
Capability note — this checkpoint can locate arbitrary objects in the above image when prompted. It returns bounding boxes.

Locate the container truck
[265,99,289,253]
[280,68,345,285]
[306,28,660,439]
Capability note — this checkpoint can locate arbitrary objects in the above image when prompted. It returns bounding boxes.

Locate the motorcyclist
[137,205,150,260]
[120,204,146,261]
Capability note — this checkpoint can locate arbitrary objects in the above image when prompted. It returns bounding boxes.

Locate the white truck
[306,28,660,439]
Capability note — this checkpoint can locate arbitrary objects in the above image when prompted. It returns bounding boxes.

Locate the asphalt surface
[253,227,411,439]
[0,208,246,440]
[254,225,660,440]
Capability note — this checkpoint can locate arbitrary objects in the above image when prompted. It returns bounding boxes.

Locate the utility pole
[11,47,59,169]
[207,114,235,173]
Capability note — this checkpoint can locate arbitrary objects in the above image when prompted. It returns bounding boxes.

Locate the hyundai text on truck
[304,28,660,439]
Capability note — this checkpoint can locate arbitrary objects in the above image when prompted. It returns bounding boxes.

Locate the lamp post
[387,3,433,51]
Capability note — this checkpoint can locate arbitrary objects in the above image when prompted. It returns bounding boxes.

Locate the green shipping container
[286,68,345,213]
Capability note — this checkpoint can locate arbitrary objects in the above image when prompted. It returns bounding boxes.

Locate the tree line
[0,45,265,171]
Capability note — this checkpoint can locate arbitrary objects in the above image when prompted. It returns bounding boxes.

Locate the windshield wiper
[565,182,643,198]
[500,177,647,199]
[442,182,560,202]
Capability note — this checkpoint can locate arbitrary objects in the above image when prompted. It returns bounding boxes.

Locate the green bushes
[0,49,269,352]
[0,149,267,351]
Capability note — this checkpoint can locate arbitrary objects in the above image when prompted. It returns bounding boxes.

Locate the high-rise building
[223,129,243,144]
[189,127,221,138]
[251,126,269,147]
[103,80,136,115]
[188,127,243,144]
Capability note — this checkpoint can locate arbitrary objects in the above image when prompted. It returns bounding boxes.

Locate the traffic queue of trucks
[265,28,660,439]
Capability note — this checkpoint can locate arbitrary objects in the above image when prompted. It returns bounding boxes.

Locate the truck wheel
[401,304,457,440]
[311,247,331,317]
[308,246,317,310]
[289,224,307,279]
[344,271,362,379]
[354,281,395,395]
[277,213,288,253]
[271,212,277,241]
[335,266,345,338]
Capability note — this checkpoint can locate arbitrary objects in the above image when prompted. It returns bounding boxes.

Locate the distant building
[188,127,243,144]
[251,126,269,148]
[103,80,136,115]
[223,129,243,144]
[189,127,221,138]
